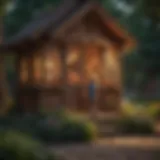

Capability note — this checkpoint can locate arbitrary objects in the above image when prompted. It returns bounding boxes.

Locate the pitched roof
[1,0,135,51]
[3,0,91,46]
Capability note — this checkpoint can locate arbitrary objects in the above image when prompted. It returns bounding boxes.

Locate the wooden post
[41,50,47,85]
[28,53,34,85]
[15,53,22,112]
[59,42,67,110]
[116,50,123,114]
[0,54,9,115]
[80,44,87,112]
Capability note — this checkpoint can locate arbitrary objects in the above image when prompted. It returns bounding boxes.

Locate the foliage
[35,111,96,143]
[118,116,154,135]
[0,130,56,160]
[146,103,160,120]
[122,101,144,116]
[0,96,14,116]
[0,0,10,16]
[143,0,160,22]
[120,101,160,134]
[0,111,97,144]
[4,0,61,37]
[36,114,97,143]
[101,0,160,96]
[122,100,160,119]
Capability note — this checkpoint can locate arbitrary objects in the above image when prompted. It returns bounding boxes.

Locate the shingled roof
[1,0,135,51]
[2,0,91,46]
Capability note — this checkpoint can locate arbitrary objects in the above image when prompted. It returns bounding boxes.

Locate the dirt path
[50,138,160,160]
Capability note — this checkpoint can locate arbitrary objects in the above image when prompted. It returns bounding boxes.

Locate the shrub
[118,116,154,135]
[0,130,56,160]
[121,101,146,117]
[0,111,97,144]
[156,108,160,119]
[35,112,97,143]
[146,104,160,120]
[121,101,160,121]
[59,118,97,143]
[0,114,45,137]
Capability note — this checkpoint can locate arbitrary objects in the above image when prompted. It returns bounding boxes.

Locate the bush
[156,109,160,119]
[0,130,56,160]
[0,111,97,144]
[121,101,160,120]
[0,114,45,137]
[121,101,146,117]
[118,116,154,135]
[60,119,96,142]
[35,112,97,143]
[146,104,160,120]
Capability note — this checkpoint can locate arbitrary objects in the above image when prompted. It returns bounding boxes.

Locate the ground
[51,137,160,160]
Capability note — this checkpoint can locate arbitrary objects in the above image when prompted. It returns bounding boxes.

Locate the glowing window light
[66,50,79,66]
[68,71,80,84]
[45,58,55,69]
[85,46,102,83]
[44,50,61,83]
[45,58,56,82]
[46,70,55,82]
[104,50,120,83]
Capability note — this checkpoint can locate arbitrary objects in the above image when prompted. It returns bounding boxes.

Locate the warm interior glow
[44,49,61,83]
[104,49,120,84]
[68,71,80,84]
[66,51,79,66]
[66,47,81,84]
[85,46,102,82]
[19,45,120,87]
[45,58,55,82]
[45,58,55,69]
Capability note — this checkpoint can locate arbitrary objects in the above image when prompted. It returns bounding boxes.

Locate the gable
[54,9,125,49]
[48,3,135,52]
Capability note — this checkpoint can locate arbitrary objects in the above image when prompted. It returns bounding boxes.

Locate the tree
[106,0,160,98]
[144,0,160,23]
[4,0,61,38]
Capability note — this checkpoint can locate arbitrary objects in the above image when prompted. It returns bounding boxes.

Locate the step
[98,126,118,137]
[94,117,120,137]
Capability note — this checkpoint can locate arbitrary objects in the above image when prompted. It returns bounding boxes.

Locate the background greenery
[0,130,56,160]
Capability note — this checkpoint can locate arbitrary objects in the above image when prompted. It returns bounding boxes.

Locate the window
[66,47,81,85]
[103,50,120,85]
[20,48,62,86]
[85,45,102,83]
[44,48,61,84]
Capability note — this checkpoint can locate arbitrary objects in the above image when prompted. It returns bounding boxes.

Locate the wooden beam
[58,42,68,109]
[0,54,8,115]
[27,53,34,85]
[15,53,23,112]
